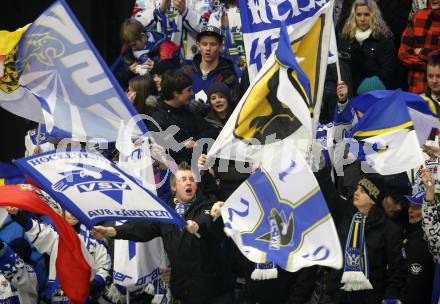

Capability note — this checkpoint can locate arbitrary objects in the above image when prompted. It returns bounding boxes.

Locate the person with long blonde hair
[339,0,397,93]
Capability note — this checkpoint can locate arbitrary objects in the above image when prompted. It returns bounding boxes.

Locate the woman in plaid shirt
[399,0,440,93]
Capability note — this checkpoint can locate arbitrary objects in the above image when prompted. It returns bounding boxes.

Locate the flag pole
[336,57,342,82]
[332,21,342,82]
[35,123,42,154]
[126,290,130,304]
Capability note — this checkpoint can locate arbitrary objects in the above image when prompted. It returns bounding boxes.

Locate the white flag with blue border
[221,146,342,272]
[113,137,168,290]
[14,150,185,229]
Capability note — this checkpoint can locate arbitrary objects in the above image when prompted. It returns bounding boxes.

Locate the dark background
[1,0,135,163]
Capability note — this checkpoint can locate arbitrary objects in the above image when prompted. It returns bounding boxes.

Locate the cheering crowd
[1,0,440,303]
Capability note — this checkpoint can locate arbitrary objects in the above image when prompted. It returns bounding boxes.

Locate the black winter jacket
[114,193,233,304]
[337,0,412,44]
[147,100,218,164]
[189,54,240,106]
[401,222,435,304]
[316,169,405,304]
[243,264,319,304]
[339,35,396,91]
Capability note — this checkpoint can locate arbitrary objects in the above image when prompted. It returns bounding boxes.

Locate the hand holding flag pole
[421,145,440,188]
[186,220,200,238]
[420,166,435,191]
[210,201,225,222]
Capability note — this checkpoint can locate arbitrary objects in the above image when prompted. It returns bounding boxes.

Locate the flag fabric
[0,162,26,185]
[208,22,313,162]
[327,19,338,65]
[0,184,90,304]
[221,146,342,272]
[0,25,45,124]
[13,150,186,229]
[1,0,147,141]
[113,137,168,290]
[315,123,336,169]
[238,0,334,121]
[348,90,424,175]
[350,90,440,145]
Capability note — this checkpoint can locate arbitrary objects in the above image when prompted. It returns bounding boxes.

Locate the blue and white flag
[221,147,342,272]
[327,20,338,65]
[350,90,440,145]
[113,135,168,290]
[238,0,334,121]
[14,150,185,229]
[13,0,146,141]
[349,90,424,175]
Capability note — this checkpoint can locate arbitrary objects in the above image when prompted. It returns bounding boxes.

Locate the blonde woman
[339,0,396,93]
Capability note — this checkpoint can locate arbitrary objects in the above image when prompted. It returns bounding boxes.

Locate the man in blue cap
[400,191,435,304]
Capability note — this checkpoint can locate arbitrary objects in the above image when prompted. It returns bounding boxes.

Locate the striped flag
[348,90,424,175]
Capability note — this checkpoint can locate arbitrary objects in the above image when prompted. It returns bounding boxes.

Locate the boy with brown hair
[116,18,180,88]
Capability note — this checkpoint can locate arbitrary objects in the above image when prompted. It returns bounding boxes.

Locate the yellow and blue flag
[238,0,334,123]
[208,22,313,162]
[348,90,424,175]
[349,90,440,145]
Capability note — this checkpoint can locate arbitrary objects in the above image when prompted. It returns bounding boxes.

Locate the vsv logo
[76,181,130,193]
[52,163,131,205]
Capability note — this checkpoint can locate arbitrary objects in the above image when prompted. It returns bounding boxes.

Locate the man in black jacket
[400,192,435,304]
[92,162,234,304]
[146,69,218,164]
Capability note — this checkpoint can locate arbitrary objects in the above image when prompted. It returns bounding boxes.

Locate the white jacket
[26,220,111,302]
[0,243,38,304]
[134,0,210,60]
[422,198,440,263]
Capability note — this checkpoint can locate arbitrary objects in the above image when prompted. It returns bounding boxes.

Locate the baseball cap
[196,25,223,41]
[405,191,425,206]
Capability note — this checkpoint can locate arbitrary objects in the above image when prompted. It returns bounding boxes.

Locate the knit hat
[358,176,385,205]
[196,25,223,42]
[207,82,232,105]
[382,172,412,200]
[150,60,179,76]
[356,76,386,95]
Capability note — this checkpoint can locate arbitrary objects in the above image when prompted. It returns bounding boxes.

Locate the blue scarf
[174,198,194,217]
[175,202,190,217]
[341,212,373,291]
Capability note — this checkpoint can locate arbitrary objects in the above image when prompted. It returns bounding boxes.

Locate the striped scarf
[341,212,373,291]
